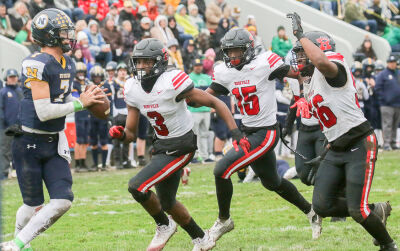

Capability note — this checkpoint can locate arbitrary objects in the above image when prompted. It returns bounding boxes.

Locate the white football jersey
[307,52,366,142]
[124,69,194,139]
[287,78,319,126]
[213,51,283,127]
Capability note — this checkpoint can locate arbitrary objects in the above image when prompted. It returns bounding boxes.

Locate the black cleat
[379,242,398,251]
[88,165,98,172]
[373,202,392,246]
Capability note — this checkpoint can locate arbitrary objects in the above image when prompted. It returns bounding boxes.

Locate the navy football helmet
[31,8,76,53]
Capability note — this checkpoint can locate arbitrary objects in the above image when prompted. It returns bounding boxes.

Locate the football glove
[305,156,322,185]
[231,128,251,155]
[109,126,125,140]
[287,12,304,40]
[290,97,311,118]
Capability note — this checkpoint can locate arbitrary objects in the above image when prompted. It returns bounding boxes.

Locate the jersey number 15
[232,86,260,116]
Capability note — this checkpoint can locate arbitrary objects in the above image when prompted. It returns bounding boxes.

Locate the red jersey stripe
[174,75,189,90]
[172,71,185,82]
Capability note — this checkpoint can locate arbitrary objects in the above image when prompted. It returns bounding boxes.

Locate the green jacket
[271,36,293,57]
[344,2,366,23]
[188,72,211,113]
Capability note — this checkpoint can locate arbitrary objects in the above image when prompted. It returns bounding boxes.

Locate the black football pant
[313,133,393,245]
[214,127,311,220]
[295,128,325,185]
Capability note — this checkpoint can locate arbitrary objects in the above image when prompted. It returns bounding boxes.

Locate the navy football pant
[12,134,73,206]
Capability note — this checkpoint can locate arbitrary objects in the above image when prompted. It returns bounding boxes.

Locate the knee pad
[49,199,72,214]
[348,207,366,223]
[213,160,229,178]
[128,186,151,203]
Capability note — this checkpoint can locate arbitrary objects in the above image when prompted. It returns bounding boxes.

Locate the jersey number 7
[232,86,260,116]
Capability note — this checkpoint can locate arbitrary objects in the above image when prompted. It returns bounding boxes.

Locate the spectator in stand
[54,0,84,22]
[182,39,199,72]
[364,0,389,33]
[14,19,36,51]
[121,20,137,56]
[188,4,206,32]
[75,31,95,65]
[203,48,216,76]
[300,0,320,10]
[375,55,400,150]
[84,2,101,23]
[163,4,175,18]
[150,14,175,46]
[144,0,159,21]
[168,15,193,45]
[79,0,109,22]
[356,37,377,60]
[246,25,265,55]
[75,19,87,33]
[8,1,30,32]
[352,61,370,114]
[175,4,199,37]
[135,16,152,40]
[382,25,400,52]
[344,0,378,34]
[167,38,184,71]
[0,2,17,39]
[244,14,257,29]
[164,0,180,10]
[188,58,214,163]
[205,0,231,32]
[119,0,137,26]
[271,26,292,58]
[230,6,241,27]
[106,4,120,25]
[196,30,211,54]
[100,16,124,62]
[85,19,112,66]
[215,18,231,47]
[137,5,149,21]
[28,0,47,19]
[0,69,23,178]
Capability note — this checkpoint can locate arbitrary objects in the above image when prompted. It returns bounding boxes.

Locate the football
[85,85,110,120]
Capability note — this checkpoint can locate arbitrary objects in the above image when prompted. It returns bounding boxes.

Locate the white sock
[14,204,42,237]
[16,199,71,245]
[106,144,113,165]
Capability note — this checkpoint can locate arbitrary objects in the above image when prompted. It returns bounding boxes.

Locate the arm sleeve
[275,89,291,105]
[325,62,347,88]
[0,92,5,129]
[209,82,230,96]
[374,74,384,105]
[33,98,75,122]
[284,98,297,132]
[361,83,369,100]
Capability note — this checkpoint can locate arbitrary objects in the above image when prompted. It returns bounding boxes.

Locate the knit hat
[176,4,185,14]
[205,48,216,58]
[167,38,179,48]
[138,5,147,13]
[77,31,88,42]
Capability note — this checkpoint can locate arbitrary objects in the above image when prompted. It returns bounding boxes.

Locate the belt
[22,131,59,142]
[241,123,279,134]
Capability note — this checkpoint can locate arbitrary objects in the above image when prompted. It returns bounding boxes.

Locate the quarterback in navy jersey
[0,9,106,251]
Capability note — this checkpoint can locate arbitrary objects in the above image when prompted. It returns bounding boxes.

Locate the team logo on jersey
[35,14,49,29]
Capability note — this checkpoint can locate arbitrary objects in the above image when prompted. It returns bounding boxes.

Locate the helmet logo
[316,37,332,51]
[35,14,48,29]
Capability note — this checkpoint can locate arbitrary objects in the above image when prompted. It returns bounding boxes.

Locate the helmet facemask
[57,28,77,52]
[291,47,314,77]
[222,43,254,69]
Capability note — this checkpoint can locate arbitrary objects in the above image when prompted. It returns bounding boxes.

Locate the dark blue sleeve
[374,72,384,105]
[0,91,5,129]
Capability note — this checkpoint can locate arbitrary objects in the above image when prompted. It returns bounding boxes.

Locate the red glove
[290,97,311,119]
[109,126,125,139]
[233,137,251,155]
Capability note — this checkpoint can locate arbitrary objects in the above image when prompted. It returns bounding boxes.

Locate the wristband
[73,100,84,112]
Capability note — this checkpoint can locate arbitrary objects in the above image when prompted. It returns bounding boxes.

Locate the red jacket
[144,2,159,21]
[78,0,109,21]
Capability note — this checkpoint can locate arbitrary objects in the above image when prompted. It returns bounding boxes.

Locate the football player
[288,12,397,251]
[109,38,249,251]
[205,28,321,242]
[88,65,112,171]
[0,9,106,251]
[72,62,91,172]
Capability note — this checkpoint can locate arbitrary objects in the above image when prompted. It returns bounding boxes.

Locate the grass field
[2,151,400,251]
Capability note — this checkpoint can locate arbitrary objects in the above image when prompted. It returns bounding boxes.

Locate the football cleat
[208,217,234,241]
[0,240,20,251]
[307,207,322,239]
[373,202,392,246]
[192,231,216,251]
[379,241,398,251]
[147,216,177,251]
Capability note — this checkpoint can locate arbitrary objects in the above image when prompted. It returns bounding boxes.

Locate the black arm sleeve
[268,64,290,81]
[284,98,297,133]
[209,82,230,96]
[175,83,194,102]
[325,62,347,88]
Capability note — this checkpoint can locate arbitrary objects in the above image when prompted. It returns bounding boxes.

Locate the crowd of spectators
[0,0,399,179]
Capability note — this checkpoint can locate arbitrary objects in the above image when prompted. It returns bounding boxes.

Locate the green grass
[2,151,400,251]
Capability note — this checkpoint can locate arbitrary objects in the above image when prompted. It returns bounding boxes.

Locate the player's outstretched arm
[123,105,140,143]
[32,82,105,122]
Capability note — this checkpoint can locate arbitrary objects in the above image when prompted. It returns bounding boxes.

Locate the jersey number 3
[232,86,260,116]
[147,111,169,136]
